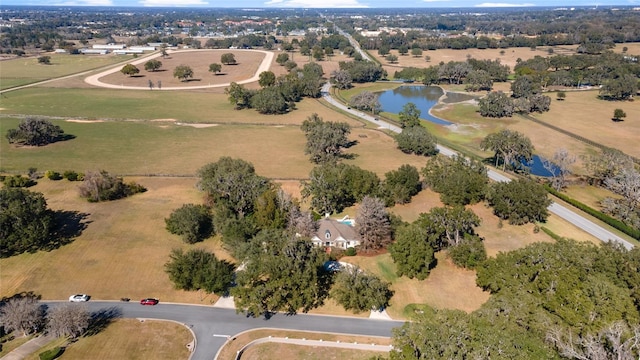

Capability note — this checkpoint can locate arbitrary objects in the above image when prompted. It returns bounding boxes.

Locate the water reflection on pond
[377,86,452,125]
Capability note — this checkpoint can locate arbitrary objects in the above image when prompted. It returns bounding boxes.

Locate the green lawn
[0,54,134,90]
[0,119,312,178]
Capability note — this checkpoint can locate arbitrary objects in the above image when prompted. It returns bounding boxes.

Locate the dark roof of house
[315,218,359,242]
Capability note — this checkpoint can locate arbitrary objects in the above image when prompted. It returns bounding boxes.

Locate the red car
[140,298,159,306]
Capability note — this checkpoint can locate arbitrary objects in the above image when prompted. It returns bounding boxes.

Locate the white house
[311,216,361,250]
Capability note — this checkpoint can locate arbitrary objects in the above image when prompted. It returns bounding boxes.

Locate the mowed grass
[0,119,312,178]
[240,342,386,360]
[532,90,640,158]
[0,87,363,126]
[217,329,391,360]
[26,319,192,360]
[0,53,134,90]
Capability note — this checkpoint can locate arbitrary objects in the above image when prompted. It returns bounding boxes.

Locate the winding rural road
[42,301,402,360]
[321,83,635,250]
[83,49,274,90]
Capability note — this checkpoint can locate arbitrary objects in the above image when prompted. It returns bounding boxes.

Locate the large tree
[355,196,391,252]
[250,86,288,114]
[144,59,162,72]
[389,223,437,280]
[478,91,514,118]
[0,296,44,336]
[0,188,55,257]
[197,157,269,218]
[541,148,576,191]
[480,129,535,171]
[398,102,421,128]
[232,232,329,317]
[220,53,237,65]
[330,69,352,90]
[164,248,235,295]
[258,71,276,88]
[165,204,214,244]
[488,179,552,225]
[6,117,65,146]
[225,82,255,110]
[301,113,351,164]
[208,63,222,75]
[120,63,139,77]
[330,266,394,313]
[422,155,488,206]
[173,64,194,82]
[394,125,438,156]
[382,164,421,205]
[422,206,481,247]
[349,90,381,113]
[46,304,90,339]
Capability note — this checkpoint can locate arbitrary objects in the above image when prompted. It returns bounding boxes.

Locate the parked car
[69,294,90,302]
[140,298,159,306]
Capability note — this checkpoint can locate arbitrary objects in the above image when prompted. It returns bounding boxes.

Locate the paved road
[41,302,401,360]
[321,83,634,250]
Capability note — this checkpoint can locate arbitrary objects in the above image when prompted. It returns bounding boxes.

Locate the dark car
[140,298,159,306]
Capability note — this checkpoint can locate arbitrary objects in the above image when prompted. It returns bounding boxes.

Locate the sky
[3,0,638,8]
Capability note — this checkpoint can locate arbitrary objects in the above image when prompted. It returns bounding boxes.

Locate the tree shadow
[54,134,76,143]
[611,118,625,122]
[184,78,201,83]
[131,75,146,78]
[1,291,42,302]
[46,210,91,251]
[84,306,122,337]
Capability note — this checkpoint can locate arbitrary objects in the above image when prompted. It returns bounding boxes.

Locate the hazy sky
[3,0,637,9]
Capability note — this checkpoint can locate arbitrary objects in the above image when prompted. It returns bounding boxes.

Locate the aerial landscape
[0,3,639,360]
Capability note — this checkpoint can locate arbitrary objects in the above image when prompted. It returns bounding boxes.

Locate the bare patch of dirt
[66,119,104,123]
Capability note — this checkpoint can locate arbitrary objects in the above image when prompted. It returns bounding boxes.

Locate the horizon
[1,2,636,9]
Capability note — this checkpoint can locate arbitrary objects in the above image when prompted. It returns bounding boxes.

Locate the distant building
[80,49,108,55]
[93,44,126,50]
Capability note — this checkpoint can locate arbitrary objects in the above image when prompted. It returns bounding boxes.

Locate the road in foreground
[43,302,403,360]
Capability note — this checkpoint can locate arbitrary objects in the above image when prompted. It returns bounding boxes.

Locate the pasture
[0,53,134,90]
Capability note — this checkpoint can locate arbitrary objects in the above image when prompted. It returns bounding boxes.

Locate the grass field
[24,319,192,360]
[240,342,385,360]
[0,53,134,90]
[216,329,391,360]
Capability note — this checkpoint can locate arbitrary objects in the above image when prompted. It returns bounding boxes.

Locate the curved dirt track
[84,49,274,90]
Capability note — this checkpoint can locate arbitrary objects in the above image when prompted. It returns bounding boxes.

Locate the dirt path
[83,49,273,91]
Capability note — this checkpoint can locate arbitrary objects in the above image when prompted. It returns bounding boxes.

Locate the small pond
[377,86,453,125]
[376,85,558,177]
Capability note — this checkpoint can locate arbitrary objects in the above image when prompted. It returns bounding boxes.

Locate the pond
[517,155,560,177]
[377,86,453,125]
[376,85,558,177]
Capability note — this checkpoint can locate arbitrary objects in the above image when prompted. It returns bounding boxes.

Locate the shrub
[165,204,214,244]
[345,247,357,256]
[78,170,146,202]
[39,347,62,360]
[63,170,81,181]
[3,175,36,188]
[44,170,62,180]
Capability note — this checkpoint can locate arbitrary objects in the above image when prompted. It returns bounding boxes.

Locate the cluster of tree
[301,113,352,164]
[390,205,485,280]
[478,78,551,118]
[6,117,66,146]
[514,52,640,100]
[338,60,386,83]
[225,62,323,114]
[586,148,640,230]
[393,58,509,89]
[0,295,91,340]
[488,179,552,225]
[393,103,439,156]
[330,265,393,312]
[390,239,640,359]
[78,170,146,202]
[302,162,421,214]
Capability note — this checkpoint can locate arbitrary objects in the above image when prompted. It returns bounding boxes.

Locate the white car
[69,294,90,302]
